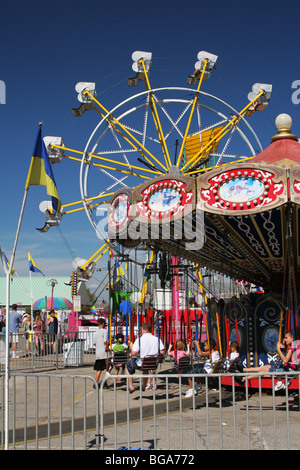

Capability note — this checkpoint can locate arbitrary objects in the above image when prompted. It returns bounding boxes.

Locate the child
[229,341,240,361]
[23,315,32,356]
[275,330,295,391]
[227,341,271,383]
[112,333,128,383]
[33,314,44,356]
[185,338,220,397]
[93,318,109,388]
[168,340,190,373]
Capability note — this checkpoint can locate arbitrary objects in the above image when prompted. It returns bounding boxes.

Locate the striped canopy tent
[33,297,72,310]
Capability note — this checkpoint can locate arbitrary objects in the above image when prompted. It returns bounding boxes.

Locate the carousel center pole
[172,255,180,341]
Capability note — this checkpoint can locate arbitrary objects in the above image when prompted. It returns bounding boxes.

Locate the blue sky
[1,0,300,297]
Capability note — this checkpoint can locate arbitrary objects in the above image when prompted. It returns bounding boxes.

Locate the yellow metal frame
[51,144,161,177]
[140,59,171,170]
[83,90,167,172]
[187,155,254,176]
[176,60,208,168]
[139,251,155,303]
[80,243,110,270]
[181,89,264,173]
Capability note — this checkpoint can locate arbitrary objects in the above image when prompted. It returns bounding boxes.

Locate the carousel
[36,51,300,388]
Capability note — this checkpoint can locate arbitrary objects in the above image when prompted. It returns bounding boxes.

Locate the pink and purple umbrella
[33,297,73,310]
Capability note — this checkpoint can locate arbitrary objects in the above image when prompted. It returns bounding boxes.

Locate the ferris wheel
[42,50,272,276]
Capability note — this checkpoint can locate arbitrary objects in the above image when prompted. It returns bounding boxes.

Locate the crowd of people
[0,304,59,357]
[92,317,300,396]
[2,303,300,396]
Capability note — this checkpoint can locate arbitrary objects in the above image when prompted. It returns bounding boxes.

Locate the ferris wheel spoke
[97,166,128,188]
[76,69,267,247]
[97,148,137,155]
[60,141,162,176]
[181,89,265,173]
[140,59,172,170]
[176,60,208,168]
[155,98,191,141]
[215,125,239,166]
[83,89,168,172]
[119,122,161,145]
[61,193,113,215]
[89,153,161,175]
[142,94,150,148]
[91,159,151,179]
[109,123,131,167]
[187,155,254,176]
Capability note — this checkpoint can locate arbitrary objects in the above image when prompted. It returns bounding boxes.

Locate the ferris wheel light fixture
[246,83,272,115]
[43,136,64,164]
[128,50,152,86]
[188,50,218,84]
[75,82,97,103]
[72,82,97,116]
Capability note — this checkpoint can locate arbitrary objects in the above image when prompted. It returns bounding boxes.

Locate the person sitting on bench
[185,337,220,397]
[126,322,165,393]
[227,341,271,384]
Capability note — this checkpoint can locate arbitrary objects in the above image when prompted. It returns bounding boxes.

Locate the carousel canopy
[108,114,300,293]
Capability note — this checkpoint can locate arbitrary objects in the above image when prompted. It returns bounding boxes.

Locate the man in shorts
[93,318,109,388]
[9,304,22,358]
[47,309,58,353]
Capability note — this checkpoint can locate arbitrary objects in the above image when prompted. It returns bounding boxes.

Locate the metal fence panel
[0,369,299,450]
[98,371,300,451]
[0,332,97,372]
[0,373,99,450]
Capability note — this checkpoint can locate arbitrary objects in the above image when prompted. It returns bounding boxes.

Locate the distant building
[0,276,90,310]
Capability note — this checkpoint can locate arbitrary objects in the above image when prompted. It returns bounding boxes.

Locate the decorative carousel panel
[223,297,249,366]
[254,296,284,368]
[295,206,300,271]
[197,164,287,215]
[108,189,133,239]
[289,167,300,204]
[134,174,195,223]
[203,214,271,286]
[223,209,285,273]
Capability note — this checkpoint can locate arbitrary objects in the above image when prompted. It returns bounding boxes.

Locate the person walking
[47,309,58,353]
[93,318,109,388]
[9,304,22,358]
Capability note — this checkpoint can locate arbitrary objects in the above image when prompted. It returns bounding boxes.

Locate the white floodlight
[43,136,64,163]
[75,82,97,103]
[128,51,152,86]
[72,257,96,281]
[247,83,272,112]
[188,50,218,83]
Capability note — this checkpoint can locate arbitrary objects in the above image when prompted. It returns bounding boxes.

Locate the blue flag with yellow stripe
[28,251,44,276]
[0,249,15,279]
[25,126,61,214]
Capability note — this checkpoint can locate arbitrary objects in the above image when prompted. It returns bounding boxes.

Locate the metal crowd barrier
[0,331,97,371]
[0,372,99,450]
[0,369,299,450]
[98,371,300,451]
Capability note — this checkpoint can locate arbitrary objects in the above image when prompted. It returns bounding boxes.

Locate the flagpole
[5,187,29,450]
[29,268,33,328]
